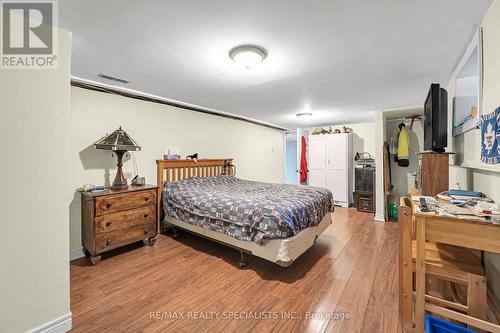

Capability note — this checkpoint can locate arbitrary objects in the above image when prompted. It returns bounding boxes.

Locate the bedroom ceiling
[60,0,492,130]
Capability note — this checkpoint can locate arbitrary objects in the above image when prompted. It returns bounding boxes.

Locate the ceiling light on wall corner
[296,112,313,118]
[229,44,267,69]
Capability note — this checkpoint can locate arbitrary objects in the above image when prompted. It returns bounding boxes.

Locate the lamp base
[112,151,128,190]
[111,183,128,190]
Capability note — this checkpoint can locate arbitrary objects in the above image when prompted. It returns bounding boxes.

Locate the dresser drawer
[94,222,156,253]
[94,206,156,234]
[356,193,374,213]
[358,198,372,212]
[95,189,156,216]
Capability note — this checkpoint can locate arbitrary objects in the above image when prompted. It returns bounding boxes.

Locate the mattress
[165,212,332,266]
[162,175,335,244]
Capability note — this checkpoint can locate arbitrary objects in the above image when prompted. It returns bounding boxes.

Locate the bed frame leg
[163,223,179,238]
[238,250,247,268]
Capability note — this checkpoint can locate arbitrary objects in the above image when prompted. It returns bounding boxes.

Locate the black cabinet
[355,166,375,213]
[355,166,375,192]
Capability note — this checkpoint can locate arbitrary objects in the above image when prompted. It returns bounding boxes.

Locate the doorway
[285,132,298,184]
[284,129,309,185]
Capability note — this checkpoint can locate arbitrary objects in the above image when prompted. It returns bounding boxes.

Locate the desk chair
[398,196,487,328]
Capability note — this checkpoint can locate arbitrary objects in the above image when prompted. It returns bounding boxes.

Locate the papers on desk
[469,200,500,215]
[411,196,437,205]
[412,194,500,223]
[411,196,438,214]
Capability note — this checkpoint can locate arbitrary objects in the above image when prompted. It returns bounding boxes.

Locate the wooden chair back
[398,196,413,325]
[400,196,417,238]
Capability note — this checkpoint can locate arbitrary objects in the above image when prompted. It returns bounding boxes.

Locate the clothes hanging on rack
[397,123,410,167]
[389,128,399,162]
[300,136,308,184]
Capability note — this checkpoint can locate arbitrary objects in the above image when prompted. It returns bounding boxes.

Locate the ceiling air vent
[97,73,130,84]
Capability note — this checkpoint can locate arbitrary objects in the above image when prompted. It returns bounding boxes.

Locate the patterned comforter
[163,175,334,245]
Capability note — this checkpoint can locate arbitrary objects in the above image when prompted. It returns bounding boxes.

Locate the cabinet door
[326,134,347,170]
[309,169,327,188]
[308,135,326,170]
[327,169,347,203]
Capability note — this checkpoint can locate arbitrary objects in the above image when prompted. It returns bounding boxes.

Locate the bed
[156,159,334,267]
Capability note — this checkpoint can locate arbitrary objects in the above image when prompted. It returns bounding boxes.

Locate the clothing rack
[386,115,422,129]
[386,115,422,122]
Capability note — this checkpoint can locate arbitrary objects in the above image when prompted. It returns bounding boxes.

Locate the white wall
[447,0,500,301]
[0,31,72,332]
[374,112,387,220]
[69,87,284,251]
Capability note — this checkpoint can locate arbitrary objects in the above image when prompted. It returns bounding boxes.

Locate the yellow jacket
[398,127,410,159]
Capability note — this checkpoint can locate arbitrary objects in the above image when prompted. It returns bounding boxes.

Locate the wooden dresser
[81,185,158,264]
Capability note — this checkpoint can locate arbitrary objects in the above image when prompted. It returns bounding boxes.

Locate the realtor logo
[1,0,58,69]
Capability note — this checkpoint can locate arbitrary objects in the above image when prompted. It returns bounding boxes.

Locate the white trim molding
[374,213,385,222]
[71,76,289,131]
[461,160,500,173]
[28,312,72,333]
[70,247,85,261]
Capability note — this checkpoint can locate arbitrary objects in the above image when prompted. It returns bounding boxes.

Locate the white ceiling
[60,0,492,130]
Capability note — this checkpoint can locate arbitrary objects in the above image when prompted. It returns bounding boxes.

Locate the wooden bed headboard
[156,158,234,185]
[155,158,234,229]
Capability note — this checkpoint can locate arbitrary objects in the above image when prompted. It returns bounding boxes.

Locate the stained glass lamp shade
[94,127,141,190]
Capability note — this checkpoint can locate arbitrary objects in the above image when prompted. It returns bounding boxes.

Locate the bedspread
[163,175,334,244]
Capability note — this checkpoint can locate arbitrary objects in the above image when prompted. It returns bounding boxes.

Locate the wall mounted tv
[424,83,448,152]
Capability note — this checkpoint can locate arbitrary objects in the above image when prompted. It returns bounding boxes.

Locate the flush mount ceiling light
[229,44,267,69]
[296,112,313,117]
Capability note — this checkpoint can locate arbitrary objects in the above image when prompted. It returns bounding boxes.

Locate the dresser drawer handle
[106,203,112,209]
[144,197,150,202]
[106,221,112,227]
[144,213,149,219]
[106,238,112,246]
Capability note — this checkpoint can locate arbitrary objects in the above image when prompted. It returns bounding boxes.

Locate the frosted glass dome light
[229,45,267,69]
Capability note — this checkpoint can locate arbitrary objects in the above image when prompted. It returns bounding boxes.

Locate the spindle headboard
[156,158,234,229]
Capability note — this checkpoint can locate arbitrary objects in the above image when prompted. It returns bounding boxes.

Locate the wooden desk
[413,207,500,332]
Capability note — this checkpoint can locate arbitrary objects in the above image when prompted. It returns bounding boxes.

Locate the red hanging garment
[300,136,308,184]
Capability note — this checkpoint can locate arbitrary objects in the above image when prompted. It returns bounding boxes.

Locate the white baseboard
[70,247,85,261]
[28,312,72,333]
[374,213,385,222]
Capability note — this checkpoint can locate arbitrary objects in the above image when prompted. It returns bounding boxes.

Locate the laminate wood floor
[70,208,413,333]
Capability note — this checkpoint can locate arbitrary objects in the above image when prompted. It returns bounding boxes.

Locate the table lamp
[94,127,141,190]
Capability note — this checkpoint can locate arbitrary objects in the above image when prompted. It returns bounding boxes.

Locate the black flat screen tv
[424,83,448,152]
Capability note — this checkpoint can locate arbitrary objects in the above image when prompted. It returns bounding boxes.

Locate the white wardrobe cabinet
[308,133,353,207]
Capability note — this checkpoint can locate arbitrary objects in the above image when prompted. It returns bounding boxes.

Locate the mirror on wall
[452,28,483,137]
